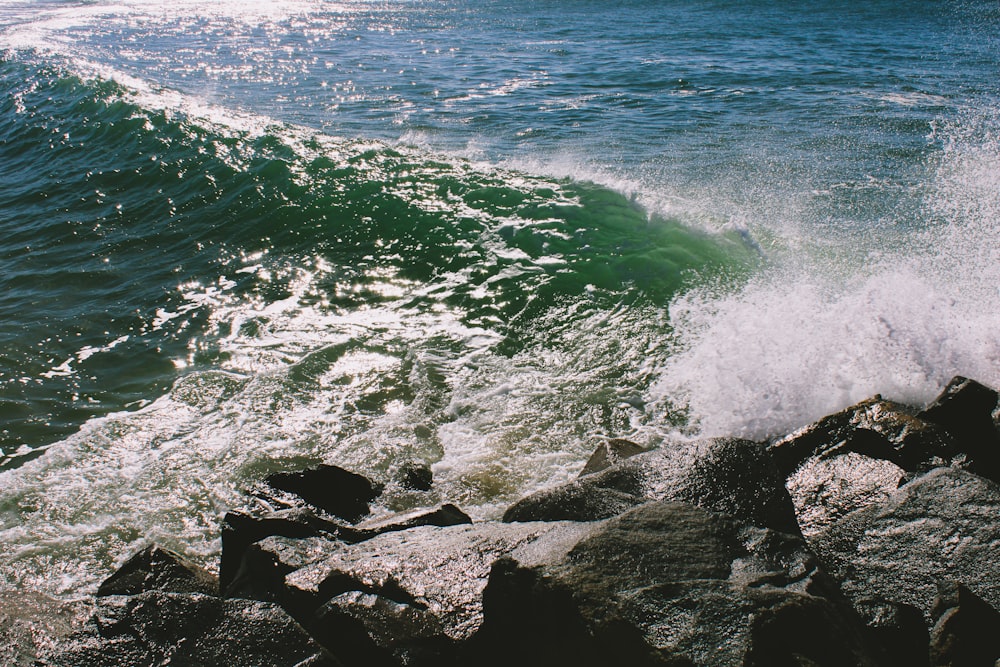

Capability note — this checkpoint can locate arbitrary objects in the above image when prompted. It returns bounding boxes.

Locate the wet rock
[222,505,472,596]
[396,462,434,491]
[786,453,905,537]
[812,468,1000,623]
[221,509,333,594]
[919,377,1000,482]
[501,483,643,523]
[504,437,799,534]
[579,438,648,477]
[97,545,218,597]
[929,581,1000,667]
[769,397,954,478]
[261,464,385,523]
[44,591,338,667]
[470,501,884,667]
[241,521,591,666]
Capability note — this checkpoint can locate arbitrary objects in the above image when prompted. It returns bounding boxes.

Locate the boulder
[918,377,1000,482]
[811,468,1000,623]
[504,438,800,534]
[768,397,954,478]
[259,464,385,522]
[97,545,218,597]
[44,591,338,667]
[469,501,885,667]
[785,453,905,537]
[236,521,592,666]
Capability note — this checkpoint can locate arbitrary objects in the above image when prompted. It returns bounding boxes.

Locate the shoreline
[6,375,1000,666]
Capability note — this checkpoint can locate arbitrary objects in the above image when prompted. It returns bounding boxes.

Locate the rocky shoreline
[7,376,1000,666]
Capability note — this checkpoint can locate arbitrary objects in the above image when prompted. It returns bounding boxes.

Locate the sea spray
[653,109,1000,439]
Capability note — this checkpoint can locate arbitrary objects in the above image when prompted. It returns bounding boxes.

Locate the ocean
[0,0,998,597]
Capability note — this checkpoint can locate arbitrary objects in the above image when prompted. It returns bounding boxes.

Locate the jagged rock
[812,468,1000,624]
[769,396,954,478]
[579,438,648,477]
[236,521,591,666]
[468,501,885,667]
[44,591,338,667]
[221,509,333,594]
[222,504,472,596]
[504,438,799,534]
[261,464,385,522]
[919,377,1000,482]
[97,545,218,597]
[786,453,905,537]
[929,581,1000,667]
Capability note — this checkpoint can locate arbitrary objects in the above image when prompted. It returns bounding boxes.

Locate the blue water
[0,0,998,595]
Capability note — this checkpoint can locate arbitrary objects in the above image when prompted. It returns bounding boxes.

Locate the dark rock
[44,591,339,667]
[785,453,905,537]
[929,581,1000,667]
[221,509,330,595]
[504,437,800,534]
[502,483,643,523]
[97,545,218,597]
[579,438,648,477]
[854,599,929,667]
[769,397,955,478]
[240,521,592,666]
[470,501,885,667]
[262,464,384,523]
[811,468,1000,623]
[919,377,1000,482]
[397,462,433,491]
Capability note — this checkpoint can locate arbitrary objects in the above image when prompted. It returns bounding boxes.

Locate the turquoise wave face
[0,56,757,459]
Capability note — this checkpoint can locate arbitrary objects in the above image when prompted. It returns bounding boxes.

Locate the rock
[469,501,885,667]
[501,480,645,523]
[261,464,385,523]
[396,462,434,491]
[786,453,905,537]
[504,438,800,534]
[221,509,332,595]
[222,505,472,597]
[812,468,1000,623]
[97,545,218,597]
[769,397,954,478]
[919,377,1000,482]
[579,438,648,477]
[929,581,1000,667]
[44,591,339,667]
[238,521,592,666]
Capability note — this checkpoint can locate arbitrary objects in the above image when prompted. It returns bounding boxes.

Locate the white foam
[651,111,1000,439]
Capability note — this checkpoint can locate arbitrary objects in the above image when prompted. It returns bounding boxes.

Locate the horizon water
[1,0,999,597]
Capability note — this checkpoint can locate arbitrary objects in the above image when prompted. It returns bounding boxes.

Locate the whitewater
[0,0,998,597]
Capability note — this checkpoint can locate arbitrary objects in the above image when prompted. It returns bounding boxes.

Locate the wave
[0,52,755,596]
[651,106,1000,439]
